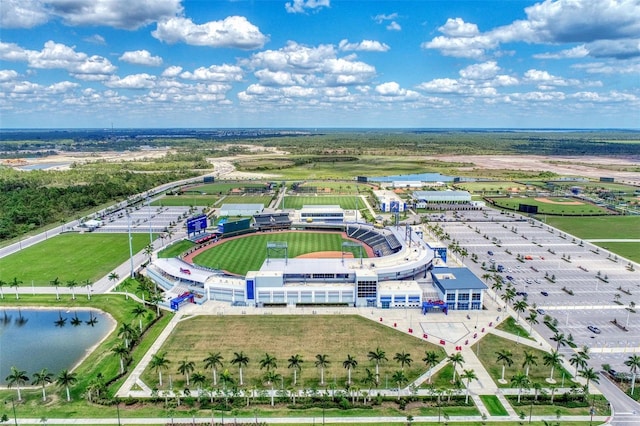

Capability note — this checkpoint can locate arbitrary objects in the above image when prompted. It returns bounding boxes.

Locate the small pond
[0,308,114,384]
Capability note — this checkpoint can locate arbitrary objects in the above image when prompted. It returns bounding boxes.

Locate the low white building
[373,190,407,212]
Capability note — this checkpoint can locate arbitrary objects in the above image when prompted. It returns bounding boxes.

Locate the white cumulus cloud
[339,39,390,52]
[104,73,157,89]
[153,16,268,50]
[180,65,244,82]
[119,50,163,66]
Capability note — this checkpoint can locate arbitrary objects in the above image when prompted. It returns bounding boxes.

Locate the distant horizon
[2,127,639,132]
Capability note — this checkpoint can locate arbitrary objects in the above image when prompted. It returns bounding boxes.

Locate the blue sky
[1,0,638,128]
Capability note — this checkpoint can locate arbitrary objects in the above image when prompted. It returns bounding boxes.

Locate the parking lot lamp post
[147,197,153,246]
[127,212,134,278]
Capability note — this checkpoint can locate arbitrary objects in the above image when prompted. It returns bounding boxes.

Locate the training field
[283,195,360,210]
[0,233,151,286]
[141,315,444,391]
[190,182,269,194]
[220,195,273,207]
[545,215,640,239]
[488,196,608,215]
[193,231,366,275]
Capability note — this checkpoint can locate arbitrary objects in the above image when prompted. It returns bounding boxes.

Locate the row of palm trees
[5,367,77,402]
[148,348,447,391]
[0,277,98,300]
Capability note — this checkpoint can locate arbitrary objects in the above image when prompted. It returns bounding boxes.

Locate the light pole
[127,212,134,278]
[147,196,154,246]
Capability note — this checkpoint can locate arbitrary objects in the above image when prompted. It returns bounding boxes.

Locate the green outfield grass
[544,215,640,239]
[220,195,274,207]
[283,195,360,210]
[193,231,366,275]
[157,239,195,258]
[488,196,607,215]
[297,181,367,194]
[151,194,217,206]
[140,315,445,392]
[0,233,152,286]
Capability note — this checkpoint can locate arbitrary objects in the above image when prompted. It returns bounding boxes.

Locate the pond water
[0,308,114,384]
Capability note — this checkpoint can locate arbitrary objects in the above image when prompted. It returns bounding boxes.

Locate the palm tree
[314,354,330,386]
[513,300,528,322]
[117,323,137,349]
[391,370,408,399]
[495,350,513,382]
[569,352,587,376]
[191,372,206,395]
[231,351,249,386]
[460,369,477,404]
[447,352,464,383]
[578,367,600,389]
[178,359,196,386]
[10,277,22,300]
[150,352,171,387]
[525,311,539,334]
[343,354,358,385]
[82,279,93,300]
[259,352,277,372]
[131,305,147,333]
[367,347,387,385]
[362,368,377,394]
[624,354,640,395]
[543,350,563,382]
[56,369,78,402]
[263,370,280,406]
[490,279,503,302]
[500,288,515,305]
[393,351,413,371]
[422,351,440,384]
[203,352,224,386]
[50,277,61,300]
[551,332,568,351]
[511,372,531,403]
[32,368,53,401]
[5,367,29,400]
[522,351,538,377]
[66,279,77,300]
[112,345,129,374]
[108,272,119,286]
[287,354,304,386]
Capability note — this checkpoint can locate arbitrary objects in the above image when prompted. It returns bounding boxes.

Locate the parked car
[537,308,546,315]
[487,250,494,256]
[541,291,549,296]
[587,325,601,334]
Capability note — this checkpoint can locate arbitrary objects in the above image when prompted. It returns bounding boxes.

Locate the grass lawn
[471,333,572,387]
[193,231,367,275]
[140,315,445,392]
[220,195,274,207]
[591,242,640,263]
[454,181,529,194]
[544,216,640,239]
[0,233,152,286]
[297,181,367,194]
[190,182,270,194]
[488,197,607,216]
[158,240,195,258]
[479,395,508,416]
[496,317,534,341]
[283,195,360,210]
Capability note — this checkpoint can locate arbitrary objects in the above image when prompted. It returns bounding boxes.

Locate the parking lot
[83,206,192,234]
[432,209,639,373]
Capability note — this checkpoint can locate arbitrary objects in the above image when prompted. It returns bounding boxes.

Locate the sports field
[544,215,640,239]
[193,232,367,275]
[488,196,608,215]
[191,182,270,194]
[283,195,360,210]
[0,233,152,286]
[220,195,273,207]
[140,315,444,391]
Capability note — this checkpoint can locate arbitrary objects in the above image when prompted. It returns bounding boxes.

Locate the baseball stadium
[146,204,487,312]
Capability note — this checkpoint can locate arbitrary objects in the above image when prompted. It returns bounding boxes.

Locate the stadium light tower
[147,196,153,246]
[127,212,134,278]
